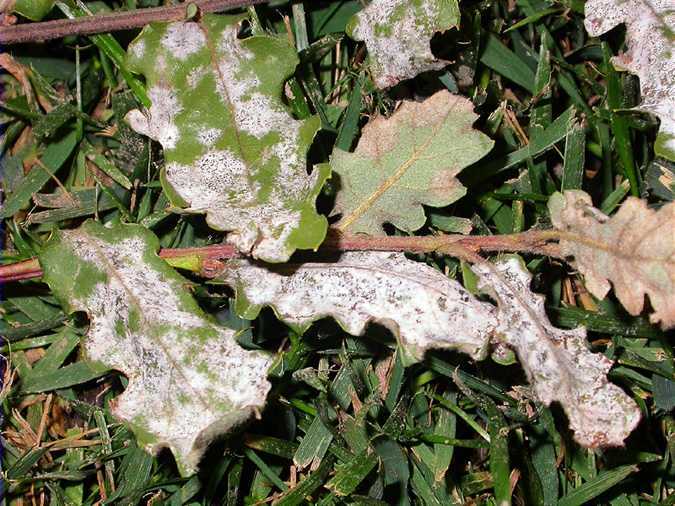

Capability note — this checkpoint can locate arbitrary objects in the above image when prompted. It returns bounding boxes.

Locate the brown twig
[0,0,264,45]
[0,229,562,283]
[324,229,561,257]
[0,257,42,282]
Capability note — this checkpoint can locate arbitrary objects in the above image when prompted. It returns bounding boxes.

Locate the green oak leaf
[39,221,271,476]
[125,15,329,262]
[332,90,493,235]
[347,0,460,89]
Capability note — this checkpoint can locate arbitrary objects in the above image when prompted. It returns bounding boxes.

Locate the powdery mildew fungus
[125,17,327,263]
[42,223,271,476]
[223,251,497,361]
[127,86,182,151]
[332,90,494,235]
[166,150,253,205]
[474,258,641,447]
[223,252,641,445]
[195,24,312,259]
[187,65,208,88]
[131,39,145,60]
[197,127,222,147]
[549,191,675,329]
[161,22,206,61]
[585,0,675,160]
[348,0,459,89]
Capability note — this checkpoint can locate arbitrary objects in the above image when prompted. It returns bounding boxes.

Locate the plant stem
[0,0,264,45]
[0,229,562,283]
[0,258,42,282]
[325,229,561,257]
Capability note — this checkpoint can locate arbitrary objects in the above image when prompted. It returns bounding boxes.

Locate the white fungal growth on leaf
[161,22,206,61]
[197,127,222,147]
[347,0,460,88]
[585,0,675,160]
[39,222,272,476]
[126,87,182,151]
[222,252,641,447]
[39,223,644,473]
[223,252,497,361]
[124,15,328,262]
[166,150,255,205]
[474,257,641,447]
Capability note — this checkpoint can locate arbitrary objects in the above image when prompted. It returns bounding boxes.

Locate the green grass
[1,0,673,504]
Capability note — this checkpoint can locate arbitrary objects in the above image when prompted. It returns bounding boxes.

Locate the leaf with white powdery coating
[347,0,460,89]
[549,190,675,329]
[125,15,329,262]
[220,252,640,446]
[221,251,497,362]
[38,221,272,476]
[332,90,494,235]
[473,257,641,447]
[584,0,675,161]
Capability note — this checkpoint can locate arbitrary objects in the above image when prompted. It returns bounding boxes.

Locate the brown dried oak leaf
[549,190,675,329]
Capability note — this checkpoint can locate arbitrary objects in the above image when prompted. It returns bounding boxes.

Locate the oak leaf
[585,0,675,160]
[125,15,329,262]
[39,221,272,476]
[549,191,675,329]
[474,257,641,447]
[332,90,493,235]
[220,252,640,446]
[347,0,460,89]
[221,251,496,362]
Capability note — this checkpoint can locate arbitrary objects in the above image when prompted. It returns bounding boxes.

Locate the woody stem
[0,228,562,283]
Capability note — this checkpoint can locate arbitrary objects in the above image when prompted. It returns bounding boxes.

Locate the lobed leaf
[549,190,675,329]
[332,90,494,235]
[221,251,497,362]
[38,221,272,475]
[473,257,641,447]
[221,251,641,447]
[125,15,329,262]
[584,0,675,161]
[347,0,460,89]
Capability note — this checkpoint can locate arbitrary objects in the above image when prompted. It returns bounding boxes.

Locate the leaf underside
[347,0,460,89]
[39,222,271,476]
[222,251,496,362]
[585,0,675,161]
[549,190,675,329]
[221,252,641,446]
[474,257,641,448]
[332,90,494,235]
[125,15,329,262]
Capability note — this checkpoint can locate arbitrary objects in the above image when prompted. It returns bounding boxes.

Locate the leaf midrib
[78,230,212,411]
[337,96,462,232]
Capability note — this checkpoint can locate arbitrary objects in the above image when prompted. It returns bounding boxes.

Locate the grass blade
[480,33,535,93]
[558,465,638,506]
[21,361,109,393]
[0,129,78,218]
[561,120,586,190]
[325,449,378,496]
